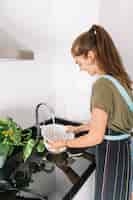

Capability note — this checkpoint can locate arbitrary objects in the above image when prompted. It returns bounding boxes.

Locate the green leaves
[23,139,36,162]
[36,140,45,153]
[0,118,46,163]
[0,143,10,156]
[0,118,10,126]
[21,129,32,142]
[23,140,45,162]
[10,130,22,145]
[0,118,23,147]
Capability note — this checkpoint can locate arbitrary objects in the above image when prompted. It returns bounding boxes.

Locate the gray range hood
[0,48,34,60]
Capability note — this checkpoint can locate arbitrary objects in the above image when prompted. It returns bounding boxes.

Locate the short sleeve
[91,79,113,115]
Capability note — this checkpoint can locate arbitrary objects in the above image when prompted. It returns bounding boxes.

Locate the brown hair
[71,24,132,90]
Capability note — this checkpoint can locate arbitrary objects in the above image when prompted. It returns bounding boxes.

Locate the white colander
[41,124,74,154]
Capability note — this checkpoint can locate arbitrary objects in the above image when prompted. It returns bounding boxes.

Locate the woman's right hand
[65,126,79,134]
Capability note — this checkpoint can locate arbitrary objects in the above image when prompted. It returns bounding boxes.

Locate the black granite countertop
[0,118,96,200]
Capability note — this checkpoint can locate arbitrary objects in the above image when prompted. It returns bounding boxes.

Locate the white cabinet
[73,171,95,200]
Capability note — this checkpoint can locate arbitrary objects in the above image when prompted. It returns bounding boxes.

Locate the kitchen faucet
[35,102,55,139]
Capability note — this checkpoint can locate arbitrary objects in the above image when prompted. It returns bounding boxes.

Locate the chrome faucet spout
[35,102,55,139]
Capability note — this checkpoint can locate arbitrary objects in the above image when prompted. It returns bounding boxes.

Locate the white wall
[99,0,133,79]
[48,0,100,63]
[53,65,98,122]
[0,0,51,51]
[0,0,100,127]
[50,0,100,122]
[0,1,56,128]
[0,60,53,128]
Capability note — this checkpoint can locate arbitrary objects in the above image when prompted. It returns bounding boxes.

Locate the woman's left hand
[47,140,66,149]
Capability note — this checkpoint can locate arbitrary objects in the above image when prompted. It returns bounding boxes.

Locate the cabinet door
[73,171,95,200]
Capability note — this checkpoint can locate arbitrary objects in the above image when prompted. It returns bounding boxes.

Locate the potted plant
[0,117,45,168]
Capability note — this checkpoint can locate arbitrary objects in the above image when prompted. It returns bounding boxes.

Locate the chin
[87,71,95,76]
[80,68,86,72]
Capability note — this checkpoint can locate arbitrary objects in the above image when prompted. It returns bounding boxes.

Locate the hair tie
[90,25,97,36]
[94,30,97,35]
[93,25,97,35]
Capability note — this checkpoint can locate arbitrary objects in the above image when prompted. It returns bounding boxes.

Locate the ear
[87,50,96,63]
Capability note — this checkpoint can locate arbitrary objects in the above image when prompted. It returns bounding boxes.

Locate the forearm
[75,123,90,133]
[66,131,103,148]
[49,108,107,150]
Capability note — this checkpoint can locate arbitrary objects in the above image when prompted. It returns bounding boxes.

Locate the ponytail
[71,24,132,90]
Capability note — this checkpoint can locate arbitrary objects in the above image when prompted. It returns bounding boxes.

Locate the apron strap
[100,75,133,112]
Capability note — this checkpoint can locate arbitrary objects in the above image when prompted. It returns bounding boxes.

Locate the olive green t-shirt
[90,77,133,133]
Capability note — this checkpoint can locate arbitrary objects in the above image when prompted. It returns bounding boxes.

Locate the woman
[48,25,133,200]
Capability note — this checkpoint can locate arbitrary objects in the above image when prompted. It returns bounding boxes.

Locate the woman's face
[73,53,97,75]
